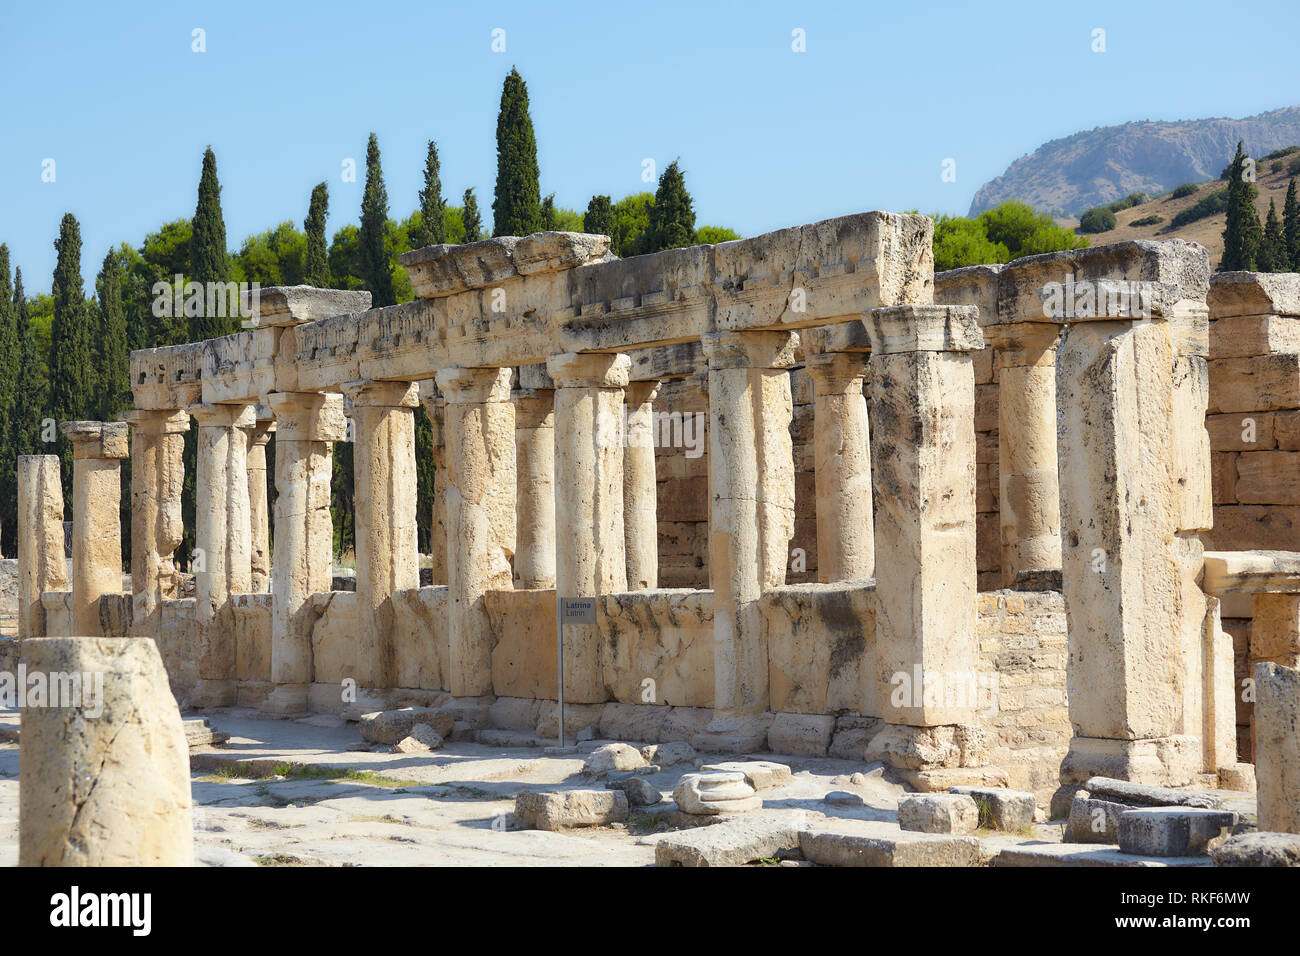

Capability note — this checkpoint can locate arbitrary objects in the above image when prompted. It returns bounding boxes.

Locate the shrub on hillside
[1130,214,1165,227]
[1079,207,1117,233]
[1170,183,1199,199]
[1264,146,1300,160]
[1169,188,1228,228]
[1107,193,1147,213]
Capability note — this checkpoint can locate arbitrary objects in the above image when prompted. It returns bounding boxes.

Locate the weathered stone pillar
[624,379,661,590]
[16,455,69,640]
[547,352,630,703]
[247,416,275,594]
[120,410,188,636]
[685,369,712,589]
[266,392,346,715]
[1255,661,1300,834]
[700,332,797,718]
[1055,314,1193,786]
[806,351,873,582]
[987,323,1062,588]
[59,421,128,637]
[435,367,516,697]
[418,382,449,587]
[188,403,256,707]
[343,380,420,691]
[864,307,983,731]
[20,637,193,866]
[513,386,556,589]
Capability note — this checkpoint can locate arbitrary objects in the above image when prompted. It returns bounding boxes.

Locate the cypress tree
[462,188,483,243]
[492,68,542,237]
[11,268,43,460]
[1260,199,1287,273]
[584,195,614,238]
[48,213,96,488]
[540,193,557,231]
[94,248,130,419]
[304,181,331,287]
[1220,142,1261,271]
[647,160,696,252]
[0,246,16,551]
[1284,177,1300,271]
[359,133,396,308]
[418,140,447,247]
[190,146,234,339]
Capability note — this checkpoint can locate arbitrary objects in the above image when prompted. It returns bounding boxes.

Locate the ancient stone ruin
[11,211,1300,865]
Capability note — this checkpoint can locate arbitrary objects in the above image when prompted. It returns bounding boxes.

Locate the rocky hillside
[970,106,1300,216]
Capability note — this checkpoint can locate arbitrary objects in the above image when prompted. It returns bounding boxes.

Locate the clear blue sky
[2,0,1297,294]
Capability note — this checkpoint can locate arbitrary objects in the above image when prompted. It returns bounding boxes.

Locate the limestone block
[598,589,714,707]
[766,712,836,756]
[689,712,772,753]
[1118,807,1237,857]
[654,817,800,867]
[17,456,68,640]
[1208,271,1300,319]
[673,771,761,815]
[359,707,455,745]
[245,285,371,327]
[1205,505,1300,552]
[699,760,793,791]
[763,582,876,717]
[1210,314,1300,358]
[828,717,887,761]
[605,776,662,807]
[514,789,628,831]
[1067,790,1127,844]
[1217,762,1256,792]
[19,637,192,866]
[1208,354,1300,413]
[1206,412,1275,452]
[597,702,671,743]
[391,586,448,691]
[1254,661,1300,834]
[1079,775,1224,809]
[1211,831,1300,867]
[949,786,1036,831]
[581,743,647,776]
[1236,452,1300,504]
[535,702,604,740]
[661,706,715,742]
[641,741,697,767]
[898,793,980,834]
[865,724,986,771]
[799,829,981,867]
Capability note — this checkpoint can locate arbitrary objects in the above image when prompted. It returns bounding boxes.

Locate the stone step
[992,844,1212,867]
[1117,807,1238,857]
[1081,776,1224,809]
[799,825,981,867]
[653,817,800,867]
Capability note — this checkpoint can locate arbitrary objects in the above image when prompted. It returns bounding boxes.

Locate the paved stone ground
[0,708,1257,867]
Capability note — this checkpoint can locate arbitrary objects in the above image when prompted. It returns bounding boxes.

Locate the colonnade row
[17,241,1223,783]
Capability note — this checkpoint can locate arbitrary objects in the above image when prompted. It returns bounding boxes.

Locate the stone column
[343,380,420,691]
[1254,661,1300,834]
[864,307,983,731]
[418,382,449,587]
[988,324,1062,588]
[547,352,631,704]
[16,455,69,640]
[686,369,712,589]
[59,421,128,637]
[187,403,256,707]
[624,379,661,590]
[700,332,798,718]
[247,417,275,594]
[266,392,346,715]
[513,387,556,589]
[435,367,516,697]
[1055,315,1194,786]
[806,351,874,582]
[120,410,189,636]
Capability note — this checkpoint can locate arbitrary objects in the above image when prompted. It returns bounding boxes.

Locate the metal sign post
[556,596,596,749]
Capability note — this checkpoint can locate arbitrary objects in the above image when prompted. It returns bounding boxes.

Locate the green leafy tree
[933,215,1010,272]
[1283,177,1300,271]
[304,182,330,287]
[418,141,447,247]
[492,68,542,237]
[696,226,741,244]
[1260,199,1287,273]
[190,146,236,339]
[360,133,396,307]
[1220,142,1262,271]
[8,268,43,547]
[233,222,308,287]
[584,195,614,237]
[48,213,96,488]
[94,249,130,420]
[930,202,1086,271]
[541,193,557,231]
[462,189,483,243]
[1079,207,1117,233]
[609,193,654,257]
[647,160,695,252]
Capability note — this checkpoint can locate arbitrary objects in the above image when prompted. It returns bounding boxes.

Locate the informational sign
[555,597,596,748]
